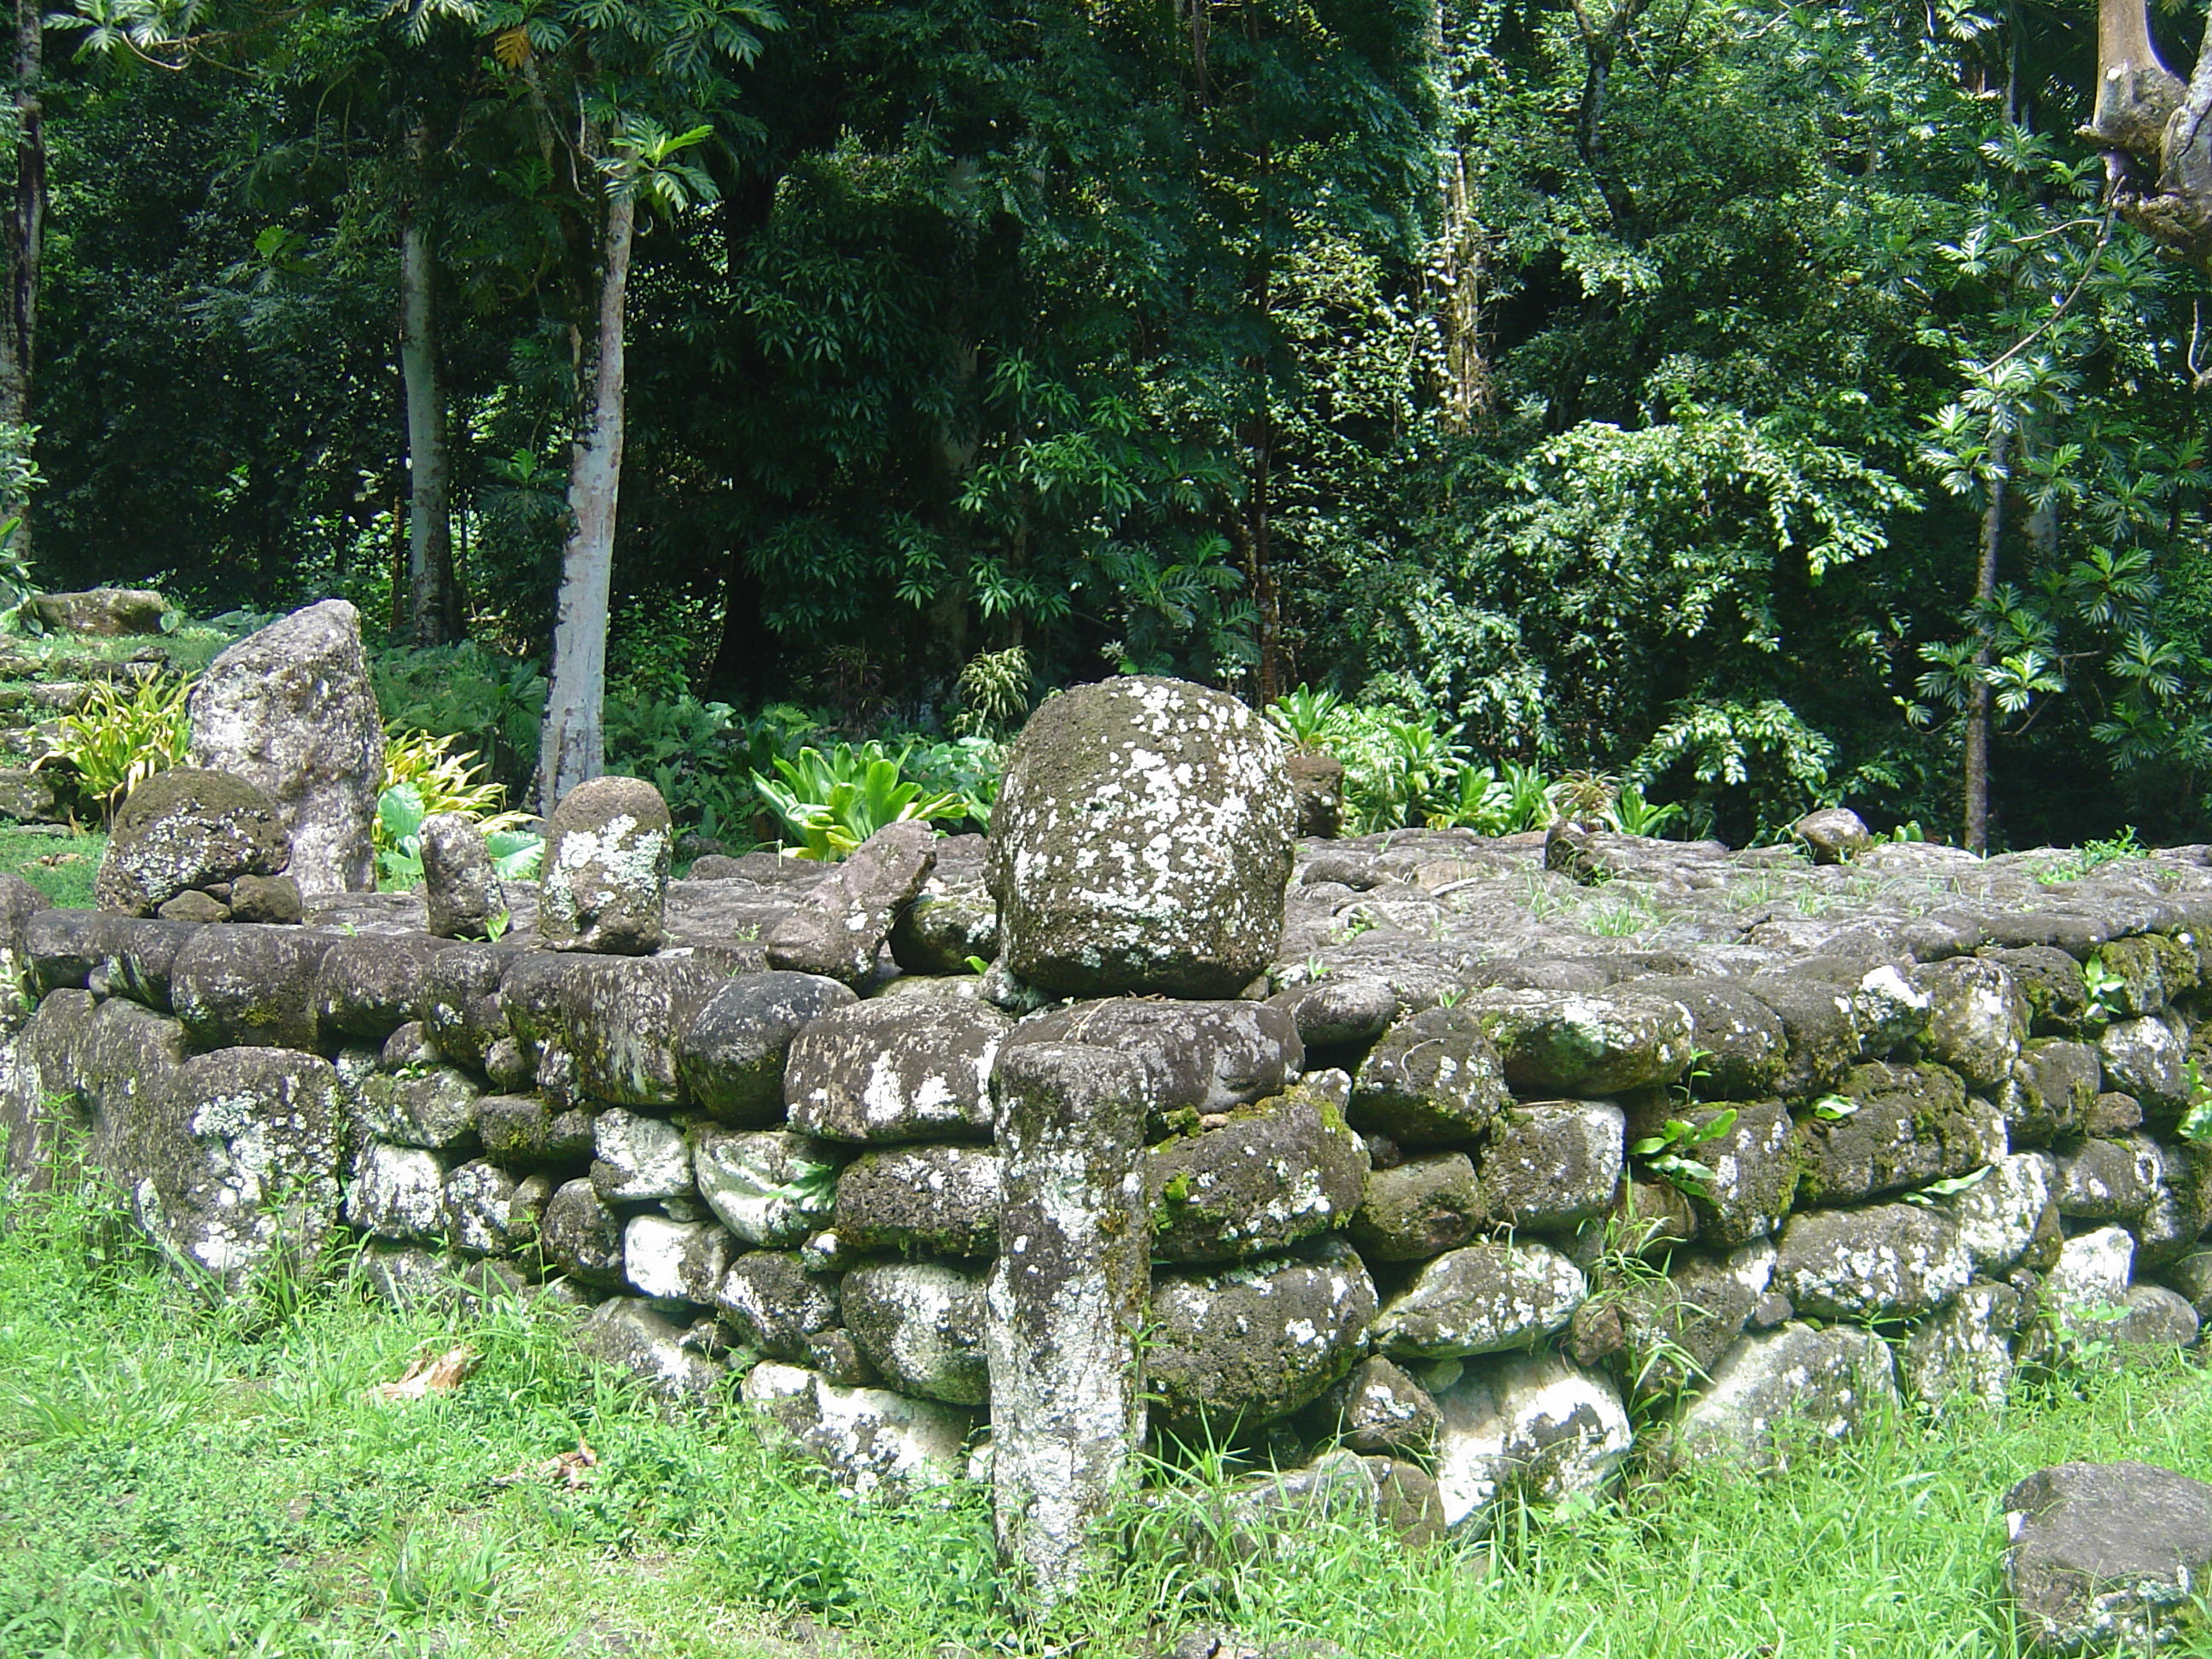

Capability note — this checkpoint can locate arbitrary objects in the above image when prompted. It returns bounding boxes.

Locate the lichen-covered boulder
[1323,1357,1443,1456]
[742,1363,972,1500]
[1430,1353,1632,1534]
[1946,1151,2060,1277]
[2044,1225,2137,1339]
[170,925,336,1051]
[888,882,1000,976]
[1622,977,1788,1097]
[987,675,1295,998]
[765,820,936,984]
[1911,956,2028,1088]
[539,1177,626,1288]
[1271,975,1400,1049]
[2099,1016,2189,1122]
[1350,1150,1483,1262]
[475,1094,594,1166]
[843,1258,991,1406]
[1899,1280,2022,1410]
[443,1161,550,1257]
[1627,1097,1798,1247]
[836,1144,1001,1258]
[1738,975,1862,1096]
[188,600,382,894]
[313,934,445,1043]
[95,768,290,916]
[1794,807,1871,864]
[591,1107,693,1202]
[2052,1132,2162,1222]
[694,1127,842,1246]
[1146,1243,1378,1432]
[2099,934,2198,1016]
[352,1064,480,1150]
[503,952,732,1108]
[345,1140,448,1243]
[537,776,672,954]
[717,1250,841,1357]
[419,812,502,940]
[1348,1005,1507,1146]
[1464,988,1696,1096]
[576,1297,725,1403]
[1477,1100,1625,1231]
[1371,1240,1586,1360]
[1146,1082,1368,1264]
[2004,1462,2212,1655]
[2113,1284,2202,1353]
[1795,1062,2005,1205]
[784,997,1010,1143]
[2003,1039,2100,1145]
[623,1214,735,1306]
[1773,1203,1972,1321]
[125,1046,346,1295]
[1672,1322,1898,1467]
[418,943,508,1070]
[1003,997,1302,1126]
[27,586,170,636]
[677,970,855,1125]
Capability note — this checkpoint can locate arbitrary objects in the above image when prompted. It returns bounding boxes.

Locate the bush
[370,643,548,789]
[375,730,539,888]
[753,742,970,859]
[38,674,194,820]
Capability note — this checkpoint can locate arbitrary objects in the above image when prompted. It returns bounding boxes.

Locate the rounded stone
[987,675,1295,998]
[537,775,672,955]
[95,768,290,917]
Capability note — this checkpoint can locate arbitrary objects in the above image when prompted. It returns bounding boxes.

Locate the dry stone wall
[9,686,2212,1570]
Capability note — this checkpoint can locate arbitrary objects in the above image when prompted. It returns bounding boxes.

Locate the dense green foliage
[21,0,2212,847]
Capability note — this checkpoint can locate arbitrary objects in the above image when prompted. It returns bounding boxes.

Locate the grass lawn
[6,1182,2212,1658]
[0,824,105,906]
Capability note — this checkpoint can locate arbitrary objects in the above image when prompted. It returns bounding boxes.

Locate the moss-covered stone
[1146,1081,1367,1264]
[95,767,289,917]
[1348,1005,1506,1146]
[987,676,1295,998]
[1146,1242,1377,1433]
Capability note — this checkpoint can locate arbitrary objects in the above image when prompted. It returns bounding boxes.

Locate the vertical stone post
[987,1040,1149,1606]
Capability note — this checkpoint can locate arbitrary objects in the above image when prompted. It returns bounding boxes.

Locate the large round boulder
[987,676,1295,998]
[94,768,290,917]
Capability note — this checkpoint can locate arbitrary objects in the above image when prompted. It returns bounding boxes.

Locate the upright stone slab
[765,819,936,984]
[987,676,1295,998]
[537,776,672,954]
[987,1040,1149,1606]
[419,812,501,940]
[187,600,382,894]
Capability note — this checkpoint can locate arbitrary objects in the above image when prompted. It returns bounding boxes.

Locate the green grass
[8,1178,2212,1658]
[0,623,235,678]
[0,824,104,905]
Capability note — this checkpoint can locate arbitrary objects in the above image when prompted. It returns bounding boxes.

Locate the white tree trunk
[399,119,457,646]
[537,186,636,812]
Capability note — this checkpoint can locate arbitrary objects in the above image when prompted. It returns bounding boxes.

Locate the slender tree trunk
[1964,426,2009,855]
[400,117,460,647]
[1437,152,1493,434]
[0,0,42,544]
[537,187,636,812]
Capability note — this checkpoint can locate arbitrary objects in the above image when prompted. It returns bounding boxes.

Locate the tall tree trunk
[0,0,42,543]
[1436,152,1493,434]
[1963,425,2009,855]
[400,117,460,647]
[537,187,636,812]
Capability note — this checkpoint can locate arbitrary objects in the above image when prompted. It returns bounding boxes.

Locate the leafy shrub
[38,674,194,820]
[754,742,969,859]
[949,646,1033,739]
[370,643,548,788]
[375,730,538,888]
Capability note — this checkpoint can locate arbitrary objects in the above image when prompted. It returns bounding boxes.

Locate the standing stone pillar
[987,1041,1149,1606]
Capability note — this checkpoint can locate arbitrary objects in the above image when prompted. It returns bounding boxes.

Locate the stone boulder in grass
[94,768,290,917]
[987,675,1295,999]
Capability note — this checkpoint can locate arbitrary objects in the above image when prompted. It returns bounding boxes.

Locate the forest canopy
[15,0,2212,851]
